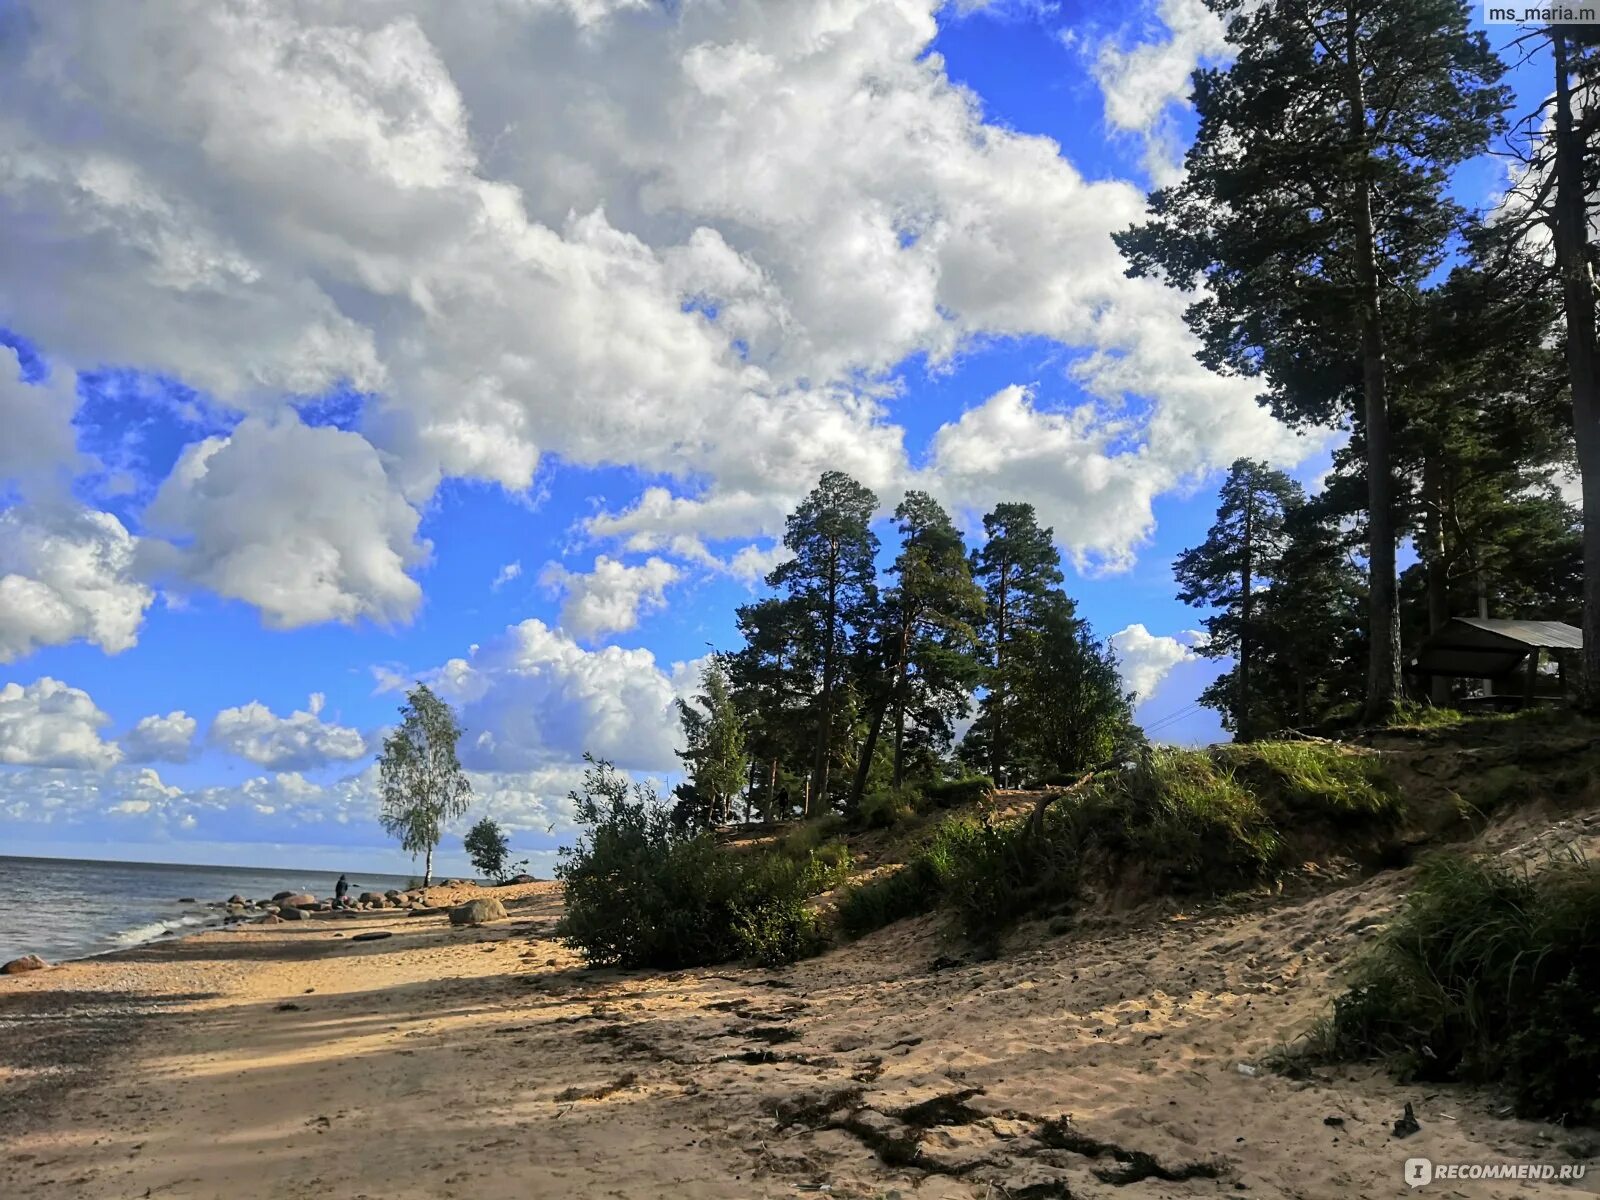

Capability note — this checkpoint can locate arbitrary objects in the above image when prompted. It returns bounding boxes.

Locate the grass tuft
[1313,851,1600,1124]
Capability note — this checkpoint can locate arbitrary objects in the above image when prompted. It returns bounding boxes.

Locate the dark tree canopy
[1116,0,1509,719]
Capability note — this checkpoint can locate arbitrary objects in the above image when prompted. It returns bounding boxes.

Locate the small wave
[108,913,218,950]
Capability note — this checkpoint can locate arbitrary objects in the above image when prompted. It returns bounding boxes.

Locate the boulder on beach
[384,889,404,901]
[510,874,536,884]
[449,897,507,926]
[278,905,311,921]
[277,893,316,909]
[2,953,49,974]
[272,891,296,902]
[228,894,248,906]
[351,930,393,942]
[358,892,385,906]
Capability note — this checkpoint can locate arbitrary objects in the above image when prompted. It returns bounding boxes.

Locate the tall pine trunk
[1346,11,1403,722]
[849,694,890,811]
[1423,455,1452,706]
[1238,483,1255,739]
[890,620,911,787]
[1553,32,1600,711]
[990,562,1010,786]
[811,543,839,815]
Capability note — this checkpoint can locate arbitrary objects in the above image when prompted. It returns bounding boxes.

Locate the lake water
[0,855,417,964]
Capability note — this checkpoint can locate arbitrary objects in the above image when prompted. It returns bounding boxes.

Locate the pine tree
[1488,25,1600,707]
[767,472,880,815]
[884,491,985,786]
[1009,592,1134,779]
[1116,0,1508,721]
[377,684,473,887]
[1396,250,1572,701]
[729,596,815,821]
[970,503,1063,785]
[673,656,748,829]
[1174,459,1303,738]
[1249,498,1367,729]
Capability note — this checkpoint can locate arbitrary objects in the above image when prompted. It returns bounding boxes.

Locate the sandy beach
[3,850,1596,1200]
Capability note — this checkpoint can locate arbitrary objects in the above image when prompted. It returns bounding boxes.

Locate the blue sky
[0,0,1533,873]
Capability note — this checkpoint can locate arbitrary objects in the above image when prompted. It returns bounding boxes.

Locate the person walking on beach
[335,874,350,903]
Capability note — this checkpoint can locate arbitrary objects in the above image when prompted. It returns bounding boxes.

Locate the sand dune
[3,845,1597,1199]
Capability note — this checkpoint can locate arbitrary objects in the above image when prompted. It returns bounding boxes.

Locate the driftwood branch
[1027,769,1101,837]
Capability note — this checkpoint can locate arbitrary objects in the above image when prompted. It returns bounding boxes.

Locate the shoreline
[3,878,1593,1199]
[5,876,504,970]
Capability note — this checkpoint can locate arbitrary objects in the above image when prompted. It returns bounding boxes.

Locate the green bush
[923,775,995,808]
[859,785,919,829]
[555,757,828,969]
[1319,852,1600,1124]
[1111,749,1282,891]
[843,747,1405,948]
[837,861,944,937]
[838,805,1091,943]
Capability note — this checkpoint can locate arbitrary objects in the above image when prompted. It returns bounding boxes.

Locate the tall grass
[1318,852,1600,1124]
[1217,741,1401,825]
[838,743,1406,945]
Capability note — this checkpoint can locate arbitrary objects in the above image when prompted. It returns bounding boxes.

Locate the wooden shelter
[1407,617,1582,707]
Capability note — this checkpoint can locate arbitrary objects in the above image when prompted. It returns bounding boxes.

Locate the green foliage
[1009,593,1136,779]
[842,745,1396,945]
[673,656,748,829]
[859,785,919,829]
[555,757,831,969]
[879,491,987,787]
[837,862,945,938]
[1215,742,1401,826]
[1174,459,1304,737]
[1109,749,1282,892]
[969,502,1065,785]
[463,816,519,884]
[377,684,473,886]
[768,470,881,813]
[1318,853,1600,1124]
[922,775,995,808]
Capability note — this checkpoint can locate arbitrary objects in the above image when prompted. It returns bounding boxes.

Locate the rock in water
[1,954,49,974]
[449,898,507,926]
[277,893,316,909]
[271,891,296,902]
[228,894,248,906]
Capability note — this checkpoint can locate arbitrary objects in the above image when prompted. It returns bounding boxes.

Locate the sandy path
[2,869,1596,1199]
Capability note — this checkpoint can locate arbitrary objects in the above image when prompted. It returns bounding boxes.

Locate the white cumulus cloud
[424,618,691,774]
[0,677,122,770]
[142,414,430,629]
[0,504,154,662]
[540,555,681,642]
[1110,622,1196,702]
[122,710,198,763]
[209,697,369,771]
[0,0,1313,626]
